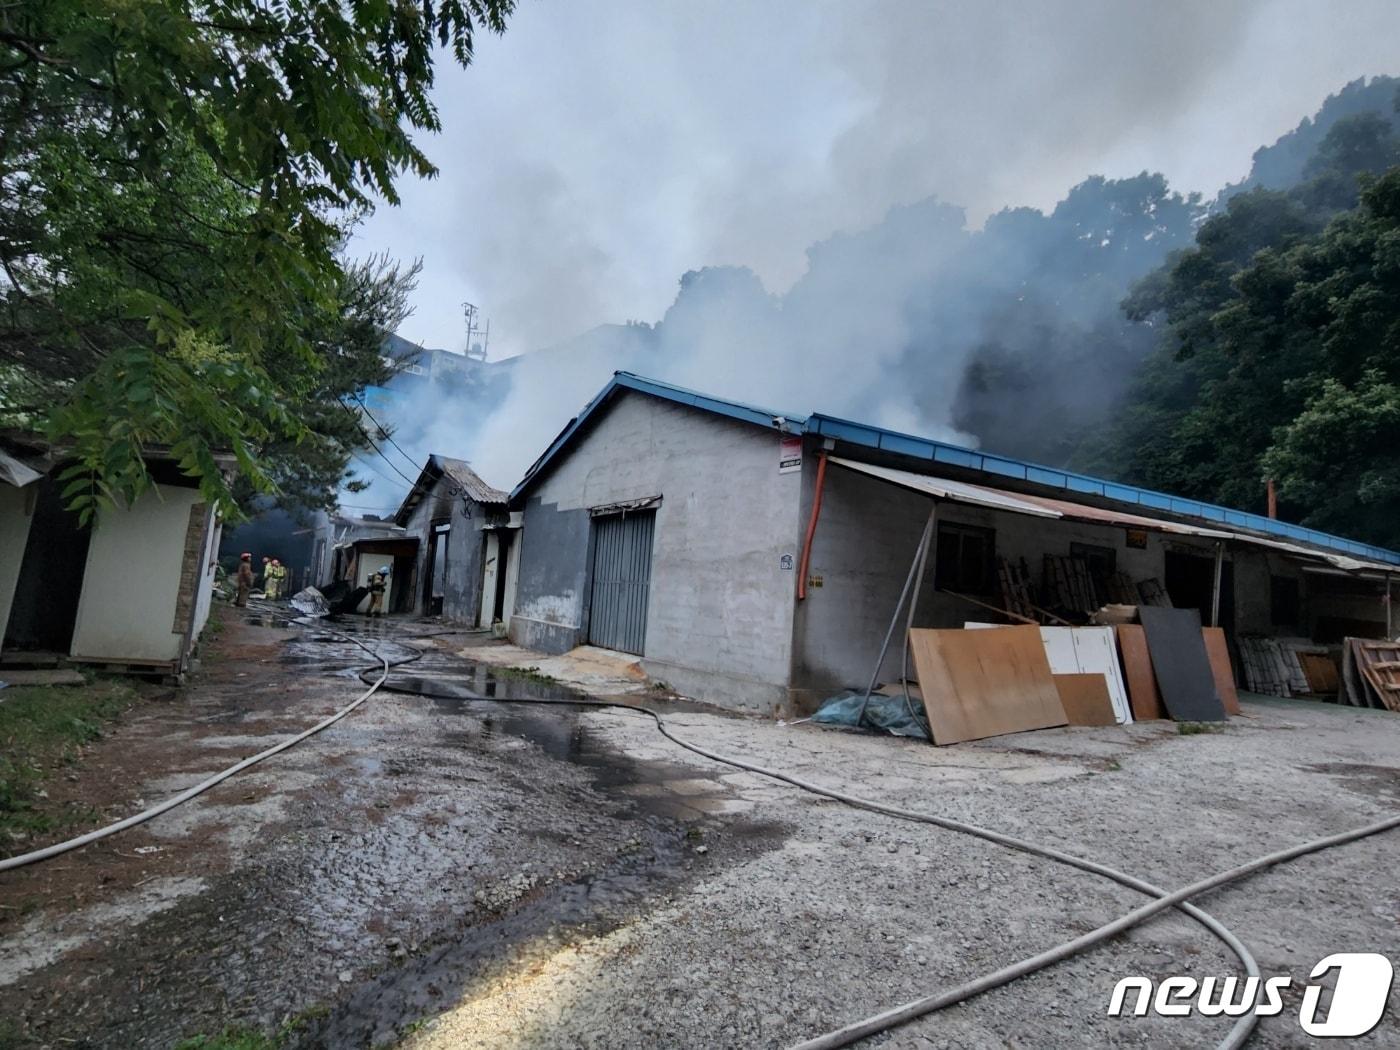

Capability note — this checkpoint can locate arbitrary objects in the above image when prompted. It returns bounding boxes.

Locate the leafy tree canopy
[0,0,512,522]
[1088,86,1400,548]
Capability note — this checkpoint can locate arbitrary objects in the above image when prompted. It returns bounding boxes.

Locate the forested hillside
[1082,76,1400,547]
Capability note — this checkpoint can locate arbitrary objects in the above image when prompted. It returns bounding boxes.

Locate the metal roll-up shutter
[588,509,655,655]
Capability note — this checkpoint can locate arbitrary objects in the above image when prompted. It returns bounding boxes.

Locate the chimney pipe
[1266,477,1277,519]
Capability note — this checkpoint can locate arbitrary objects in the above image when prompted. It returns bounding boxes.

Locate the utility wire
[350,393,423,475]
[334,397,424,491]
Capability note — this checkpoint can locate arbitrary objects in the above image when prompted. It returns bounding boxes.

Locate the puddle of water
[270,621,785,1049]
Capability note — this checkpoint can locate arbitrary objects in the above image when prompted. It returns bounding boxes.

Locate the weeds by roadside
[174,1004,329,1050]
[1177,721,1228,735]
[174,1029,279,1050]
[495,665,560,685]
[0,679,138,850]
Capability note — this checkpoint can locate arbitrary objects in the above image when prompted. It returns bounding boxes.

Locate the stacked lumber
[1339,638,1400,712]
[1237,637,1338,698]
[1236,637,1293,696]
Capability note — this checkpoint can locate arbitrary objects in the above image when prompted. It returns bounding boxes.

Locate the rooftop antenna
[462,301,490,361]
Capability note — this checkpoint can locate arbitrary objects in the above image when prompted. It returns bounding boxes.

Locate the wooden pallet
[1042,555,1099,615]
[1349,640,1400,713]
[997,556,1038,621]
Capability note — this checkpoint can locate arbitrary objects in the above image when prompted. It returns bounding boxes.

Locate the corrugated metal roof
[508,372,1400,570]
[434,456,507,505]
[393,454,507,525]
[830,459,1062,519]
[806,411,1400,567]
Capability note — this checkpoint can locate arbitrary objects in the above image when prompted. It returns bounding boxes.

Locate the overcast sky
[350,0,1400,359]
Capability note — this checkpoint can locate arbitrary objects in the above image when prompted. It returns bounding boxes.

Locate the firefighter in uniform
[367,568,389,617]
[235,553,254,607]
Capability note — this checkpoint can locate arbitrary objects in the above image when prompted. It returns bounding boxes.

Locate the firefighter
[235,553,254,607]
[267,558,286,599]
[367,567,389,617]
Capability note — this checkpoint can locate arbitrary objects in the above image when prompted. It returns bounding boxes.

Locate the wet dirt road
[0,612,784,1049]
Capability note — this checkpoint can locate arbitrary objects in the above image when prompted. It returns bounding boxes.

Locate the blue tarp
[810,689,930,741]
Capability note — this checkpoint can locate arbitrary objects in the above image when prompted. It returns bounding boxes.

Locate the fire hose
[3,612,1396,1050]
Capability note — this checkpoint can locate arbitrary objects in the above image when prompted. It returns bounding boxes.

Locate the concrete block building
[508,373,1400,717]
[394,455,513,625]
[0,435,225,677]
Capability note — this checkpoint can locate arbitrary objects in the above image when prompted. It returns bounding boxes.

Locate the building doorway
[587,509,656,655]
[1165,549,1235,631]
[423,521,450,616]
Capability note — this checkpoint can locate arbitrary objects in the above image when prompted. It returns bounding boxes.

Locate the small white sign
[779,435,803,474]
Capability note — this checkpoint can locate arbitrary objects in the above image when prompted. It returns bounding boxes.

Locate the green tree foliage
[1090,94,1400,547]
[0,0,512,522]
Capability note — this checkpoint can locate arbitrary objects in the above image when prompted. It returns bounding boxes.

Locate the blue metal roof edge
[804,412,1400,566]
[510,372,805,501]
[509,375,1400,566]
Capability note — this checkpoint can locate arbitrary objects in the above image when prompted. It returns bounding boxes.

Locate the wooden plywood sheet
[1068,627,1133,725]
[909,626,1067,745]
[1115,624,1166,720]
[1296,651,1339,694]
[1138,607,1227,722]
[1054,673,1117,726]
[966,623,1131,724]
[1201,627,1241,715]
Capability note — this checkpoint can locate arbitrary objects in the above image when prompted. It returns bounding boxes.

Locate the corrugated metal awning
[831,455,1394,576]
[1004,490,1234,540]
[830,458,1061,518]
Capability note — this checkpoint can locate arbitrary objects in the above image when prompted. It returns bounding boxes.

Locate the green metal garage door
[587,510,655,655]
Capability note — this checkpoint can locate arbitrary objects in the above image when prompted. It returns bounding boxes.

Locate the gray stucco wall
[789,461,1232,710]
[511,391,804,714]
[402,477,501,623]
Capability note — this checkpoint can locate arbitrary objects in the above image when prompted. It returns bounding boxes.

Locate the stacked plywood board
[1052,673,1118,726]
[909,625,1068,745]
[1201,627,1242,715]
[1115,624,1166,720]
[1238,636,1337,698]
[965,623,1132,724]
[1137,607,1227,722]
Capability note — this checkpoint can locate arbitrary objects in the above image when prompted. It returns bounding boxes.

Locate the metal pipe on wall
[796,450,829,600]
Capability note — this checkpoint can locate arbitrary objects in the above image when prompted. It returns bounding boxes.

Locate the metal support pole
[1210,542,1224,628]
[1387,574,1394,639]
[856,506,936,726]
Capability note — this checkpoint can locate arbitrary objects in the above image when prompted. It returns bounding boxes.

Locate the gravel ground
[3,611,1400,1049]
[401,696,1400,1050]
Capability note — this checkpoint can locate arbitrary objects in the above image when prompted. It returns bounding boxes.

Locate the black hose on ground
[363,666,1267,1048]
